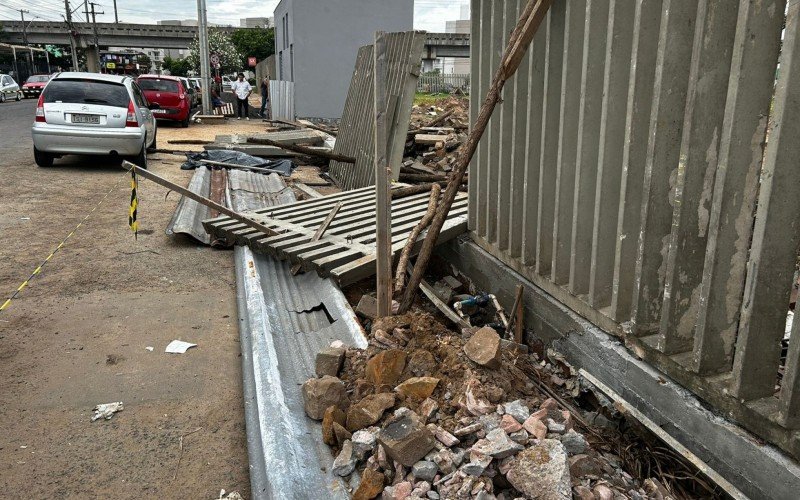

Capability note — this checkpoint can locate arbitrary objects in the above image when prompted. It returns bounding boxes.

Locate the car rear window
[138,79,180,93]
[43,79,130,107]
[26,75,50,83]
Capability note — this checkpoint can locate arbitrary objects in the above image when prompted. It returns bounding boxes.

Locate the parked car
[178,77,198,108]
[22,74,52,98]
[221,75,233,92]
[0,74,22,102]
[31,72,157,168]
[136,75,191,127]
[188,77,202,102]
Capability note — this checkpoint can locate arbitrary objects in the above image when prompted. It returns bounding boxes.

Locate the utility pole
[89,1,103,72]
[196,0,212,115]
[84,0,89,23]
[19,10,30,45]
[63,0,79,70]
[113,0,118,23]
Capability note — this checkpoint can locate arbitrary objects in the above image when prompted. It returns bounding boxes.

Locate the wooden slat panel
[468,0,482,233]
[484,0,507,244]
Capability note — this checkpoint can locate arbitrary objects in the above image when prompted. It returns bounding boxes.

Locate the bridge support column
[86,47,100,73]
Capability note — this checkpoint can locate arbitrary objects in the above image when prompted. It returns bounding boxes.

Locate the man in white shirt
[230,72,252,120]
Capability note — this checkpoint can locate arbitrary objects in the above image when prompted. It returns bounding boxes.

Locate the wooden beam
[293,182,324,199]
[399,0,553,313]
[198,159,286,175]
[246,137,355,163]
[123,161,277,237]
[291,202,343,275]
[374,31,392,317]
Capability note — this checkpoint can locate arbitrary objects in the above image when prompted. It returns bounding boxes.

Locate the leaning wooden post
[374,31,392,317]
[399,0,553,313]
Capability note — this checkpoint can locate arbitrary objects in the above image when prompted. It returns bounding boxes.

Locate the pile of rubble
[302,313,677,499]
[402,97,469,179]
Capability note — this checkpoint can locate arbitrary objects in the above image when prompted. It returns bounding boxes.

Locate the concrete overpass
[1,20,470,55]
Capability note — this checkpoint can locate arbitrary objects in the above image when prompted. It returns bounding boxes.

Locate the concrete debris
[302,375,349,420]
[332,439,358,476]
[316,346,347,377]
[412,460,438,482]
[522,416,548,441]
[395,376,440,400]
[347,393,397,431]
[500,414,523,434]
[463,327,502,369]
[503,400,531,423]
[427,423,460,447]
[366,350,408,387]
[354,467,386,500]
[506,439,571,500]
[356,295,379,320]
[419,398,439,424]
[471,428,524,459]
[378,410,437,466]
[560,429,588,455]
[322,405,347,446]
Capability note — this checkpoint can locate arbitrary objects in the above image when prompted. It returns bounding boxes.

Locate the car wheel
[34,147,54,167]
[15,92,21,101]
[146,127,158,152]
[181,115,190,128]
[128,142,148,170]
[0,94,5,103]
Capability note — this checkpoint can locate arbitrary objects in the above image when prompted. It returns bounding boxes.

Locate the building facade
[273,0,413,119]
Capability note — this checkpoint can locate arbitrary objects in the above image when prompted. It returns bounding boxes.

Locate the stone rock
[347,393,396,431]
[407,350,437,377]
[302,375,348,420]
[522,416,548,440]
[396,377,440,400]
[593,484,614,500]
[419,398,439,423]
[464,381,495,415]
[540,398,558,411]
[377,443,391,469]
[560,430,587,455]
[503,400,530,423]
[379,412,437,466]
[352,428,380,459]
[561,410,574,431]
[357,295,379,319]
[479,413,502,432]
[322,406,347,446]
[392,481,413,499]
[509,429,529,445]
[431,449,458,474]
[354,468,386,500]
[412,460,438,482]
[500,414,523,434]
[506,439,571,500]
[412,481,431,497]
[573,485,594,500]
[332,440,357,476]
[453,422,482,437]
[366,350,408,386]
[546,418,566,434]
[461,452,492,476]
[427,491,440,500]
[463,327,502,369]
[333,422,352,446]
[316,346,346,377]
[471,428,524,459]
[568,454,602,477]
[426,423,460,447]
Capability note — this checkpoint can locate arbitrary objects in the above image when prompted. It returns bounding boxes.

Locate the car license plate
[152,109,166,114]
[72,114,100,124]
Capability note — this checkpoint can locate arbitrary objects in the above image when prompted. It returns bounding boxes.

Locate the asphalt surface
[0,97,36,155]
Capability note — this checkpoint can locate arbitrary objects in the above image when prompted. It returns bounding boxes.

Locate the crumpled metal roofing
[215,170,368,499]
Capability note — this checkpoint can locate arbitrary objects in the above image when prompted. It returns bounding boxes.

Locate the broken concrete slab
[463,327,502,369]
[347,393,397,432]
[302,375,349,420]
[378,411,436,467]
[506,439,571,500]
[316,346,347,377]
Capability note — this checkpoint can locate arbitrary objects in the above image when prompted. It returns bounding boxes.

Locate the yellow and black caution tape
[129,167,139,238]
[0,166,133,313]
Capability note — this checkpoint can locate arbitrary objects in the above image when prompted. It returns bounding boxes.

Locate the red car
[22,74,52,98]
[136,75,191,127]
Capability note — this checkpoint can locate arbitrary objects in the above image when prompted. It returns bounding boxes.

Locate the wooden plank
[374,31,392,317]
[290,202,342,275]
[293,182,323,199]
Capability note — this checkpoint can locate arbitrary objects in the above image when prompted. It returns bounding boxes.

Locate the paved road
[0,98,36,155]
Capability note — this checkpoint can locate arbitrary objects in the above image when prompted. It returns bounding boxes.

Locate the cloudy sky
[0,0,469,32]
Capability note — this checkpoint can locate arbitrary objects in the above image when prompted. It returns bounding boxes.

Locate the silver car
[0,74,22,102]
[31,72,157,168]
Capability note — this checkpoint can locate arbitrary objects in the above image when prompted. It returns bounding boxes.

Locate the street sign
[248,57,257,67]
[210,54,220,65]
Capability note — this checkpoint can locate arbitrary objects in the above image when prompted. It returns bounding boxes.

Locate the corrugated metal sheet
[223,171,368,499]
[269,80,295,120]
[328,31,426,190]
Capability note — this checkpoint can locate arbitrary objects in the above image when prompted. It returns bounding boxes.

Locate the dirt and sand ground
[0,103,275,498]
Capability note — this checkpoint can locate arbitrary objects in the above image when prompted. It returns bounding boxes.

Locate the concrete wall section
[274,0,413,119]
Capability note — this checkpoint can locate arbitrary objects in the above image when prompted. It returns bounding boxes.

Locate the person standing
[230,73,252,120]
[259,77,270,118]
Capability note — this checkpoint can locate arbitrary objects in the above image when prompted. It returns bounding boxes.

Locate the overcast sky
[0,0,469,33]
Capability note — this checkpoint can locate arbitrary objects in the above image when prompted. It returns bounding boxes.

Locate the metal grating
[328,31,426,190]
[204,186,469,286]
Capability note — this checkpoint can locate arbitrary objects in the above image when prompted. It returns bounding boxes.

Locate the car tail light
[179,93,185,100]
[35,94,45,122]
[126,101,139,127]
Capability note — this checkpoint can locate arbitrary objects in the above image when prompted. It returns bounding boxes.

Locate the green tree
[186,28,243,74]
[230,27,275,67]
[137,53,151,68]
[161,55,192,77]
